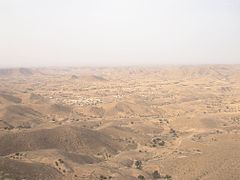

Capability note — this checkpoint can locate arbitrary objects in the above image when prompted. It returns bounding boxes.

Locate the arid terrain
[0,65,240,180]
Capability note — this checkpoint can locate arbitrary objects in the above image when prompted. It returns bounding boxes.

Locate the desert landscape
[0,65,239,179]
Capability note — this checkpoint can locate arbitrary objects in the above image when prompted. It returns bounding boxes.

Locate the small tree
[137,175,145,180]
[152,170,161,179]
[135,160,142,170]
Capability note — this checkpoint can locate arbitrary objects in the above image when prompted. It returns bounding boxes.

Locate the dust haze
[0,0,240,67]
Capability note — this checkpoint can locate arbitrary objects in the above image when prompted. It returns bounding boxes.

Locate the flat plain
[0,65,240,180]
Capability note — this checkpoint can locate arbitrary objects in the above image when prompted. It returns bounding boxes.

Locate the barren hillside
[0,66,240,180]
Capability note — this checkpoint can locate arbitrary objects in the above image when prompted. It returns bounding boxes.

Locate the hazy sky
[0,0,240,67]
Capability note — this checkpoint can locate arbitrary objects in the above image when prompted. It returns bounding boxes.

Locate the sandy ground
[0,65,240,180]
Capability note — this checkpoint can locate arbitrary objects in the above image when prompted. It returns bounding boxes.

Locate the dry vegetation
[0,65,240,180]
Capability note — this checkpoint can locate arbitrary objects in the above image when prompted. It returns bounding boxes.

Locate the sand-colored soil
[0,65,240,179]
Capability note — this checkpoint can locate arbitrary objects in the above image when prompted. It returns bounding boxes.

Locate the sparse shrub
[138,175,145,180]
[152,170,161,179]
[152,138,165,147]
[170,128,177,137]
[58,159,64,163]
[135,160,142,170]
[152,170,172,180]
[99,175,107,180]
[164,174,172,179]
[158,141,165,146]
